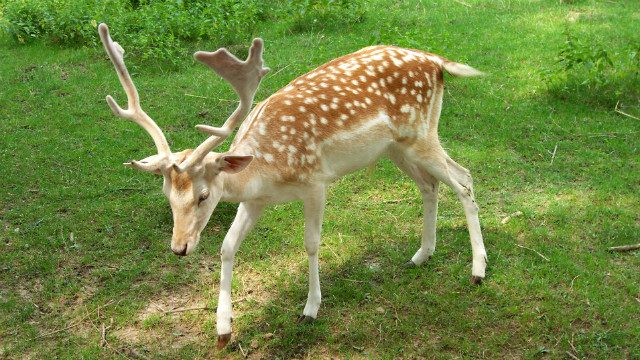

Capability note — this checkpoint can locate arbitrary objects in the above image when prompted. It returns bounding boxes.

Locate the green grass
[1,0,639,358]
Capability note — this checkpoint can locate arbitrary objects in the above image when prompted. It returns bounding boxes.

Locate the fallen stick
[515,243,550,261]
[163,305,211,314]
[383,197,414,204]
[550,143,558,165]
[566,351,580,360]
[614,101,640,121]
[608,243,640,252]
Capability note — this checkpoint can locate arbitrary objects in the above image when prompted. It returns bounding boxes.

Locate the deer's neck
[219,161,263,203]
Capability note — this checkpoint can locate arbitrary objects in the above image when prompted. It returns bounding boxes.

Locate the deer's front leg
[217,201,264,349]
[299,186,326,322]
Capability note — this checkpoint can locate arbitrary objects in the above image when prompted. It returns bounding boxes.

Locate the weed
[284,0,365,33]
[544,29,640,109]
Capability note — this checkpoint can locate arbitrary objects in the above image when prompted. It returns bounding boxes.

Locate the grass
[1,0,639,358]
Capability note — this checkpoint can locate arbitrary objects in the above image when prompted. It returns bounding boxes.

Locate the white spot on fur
[320,104,329,111]
[400,104,411,113]
[388,93,396,104]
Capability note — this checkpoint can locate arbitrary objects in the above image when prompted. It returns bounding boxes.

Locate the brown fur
[232,46,444,183]
[171,150,194,191]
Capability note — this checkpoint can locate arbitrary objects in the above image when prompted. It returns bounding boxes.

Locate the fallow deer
[98,23,487,349]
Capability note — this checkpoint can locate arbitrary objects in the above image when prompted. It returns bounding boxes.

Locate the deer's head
[98,24,269,256]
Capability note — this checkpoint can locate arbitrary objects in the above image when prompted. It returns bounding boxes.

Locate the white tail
[98,25,487,350]
[443,60,485,77]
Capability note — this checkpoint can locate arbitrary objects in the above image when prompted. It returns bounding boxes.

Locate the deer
[97,23,488,349]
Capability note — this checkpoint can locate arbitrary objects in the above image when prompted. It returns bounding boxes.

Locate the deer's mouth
[171,235,200,256]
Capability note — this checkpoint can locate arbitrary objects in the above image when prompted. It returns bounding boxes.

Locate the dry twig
[566,351,580,360]
[238,342,248,358]
[550,143,558,165]
[614,101,640,121]
[383,197,414,204]
[608,243,640,252]
[163,305,211,314]
[515,243,550,261]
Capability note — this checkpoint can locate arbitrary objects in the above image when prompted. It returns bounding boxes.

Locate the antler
[98,23,172,170]
[174,38,270,172]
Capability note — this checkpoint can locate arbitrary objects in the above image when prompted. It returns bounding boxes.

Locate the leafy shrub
[287,0,365,33]
[1,0,266,65]
[1,0,367,64]
[545,30,640,108]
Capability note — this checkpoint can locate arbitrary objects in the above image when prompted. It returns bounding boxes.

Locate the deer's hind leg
[393,144,487,283]
[389,151,440,267]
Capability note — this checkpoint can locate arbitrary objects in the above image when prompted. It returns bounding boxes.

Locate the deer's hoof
[217,333,231,350]
[403,260,417,268]
[471,275,484,285]
[296,315,315,324]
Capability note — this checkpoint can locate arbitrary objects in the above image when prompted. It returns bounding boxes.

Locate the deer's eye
[198,192,209,205]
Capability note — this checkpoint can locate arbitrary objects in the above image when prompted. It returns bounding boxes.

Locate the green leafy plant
[1,0,267,65]
[545,29,640,108]
[287,0,365,33]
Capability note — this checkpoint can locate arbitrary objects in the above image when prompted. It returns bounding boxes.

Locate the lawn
[0,0,638,359]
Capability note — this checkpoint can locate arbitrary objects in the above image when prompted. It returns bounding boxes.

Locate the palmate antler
[174,38,270,172]
[98,23,172,172]
[99,23,269,173]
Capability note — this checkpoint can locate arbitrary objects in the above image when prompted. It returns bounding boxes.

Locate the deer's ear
[212,155,253,174]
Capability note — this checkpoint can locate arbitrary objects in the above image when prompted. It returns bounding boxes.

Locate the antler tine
[98,23,172,159]
[175,38,270,172]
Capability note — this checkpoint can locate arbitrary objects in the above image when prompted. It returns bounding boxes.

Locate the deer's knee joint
[304,240,320,255]
[220,243,237,261]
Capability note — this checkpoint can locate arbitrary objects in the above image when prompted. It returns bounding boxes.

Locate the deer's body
[97,24,487,349]
[226,46,451,197]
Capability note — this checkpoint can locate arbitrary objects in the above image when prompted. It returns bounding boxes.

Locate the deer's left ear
[212,155,254,174]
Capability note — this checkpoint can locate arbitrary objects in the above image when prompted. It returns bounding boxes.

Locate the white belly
[316,112,394,182]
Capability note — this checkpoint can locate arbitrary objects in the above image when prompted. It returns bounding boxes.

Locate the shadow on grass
[222,224,518,359]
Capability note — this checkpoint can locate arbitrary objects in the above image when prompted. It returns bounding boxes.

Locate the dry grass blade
[28,300,115,341]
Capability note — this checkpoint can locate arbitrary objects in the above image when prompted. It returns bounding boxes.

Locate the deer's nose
[172,245,188,256]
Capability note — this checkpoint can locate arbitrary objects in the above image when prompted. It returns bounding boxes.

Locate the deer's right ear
[124,154,166,175]
[209,155,253,174]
